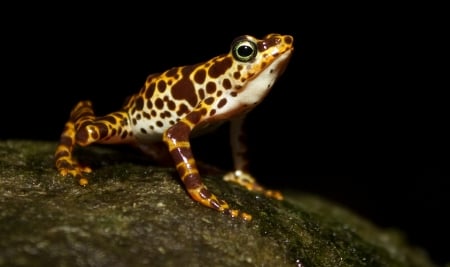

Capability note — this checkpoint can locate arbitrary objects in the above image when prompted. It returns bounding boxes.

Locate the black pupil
[238,44,253,57]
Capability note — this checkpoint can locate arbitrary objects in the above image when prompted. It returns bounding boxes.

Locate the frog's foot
[223,170,283,201]
[188,187,252,221]
[56,159,92,186]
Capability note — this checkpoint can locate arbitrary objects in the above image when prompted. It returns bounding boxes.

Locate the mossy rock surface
[0,140,439,267]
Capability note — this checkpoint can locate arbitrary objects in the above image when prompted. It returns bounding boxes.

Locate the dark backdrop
[1,4,447,265]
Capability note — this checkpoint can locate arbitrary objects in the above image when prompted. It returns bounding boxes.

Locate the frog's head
[224,33,294,107]
[231,33,293,78]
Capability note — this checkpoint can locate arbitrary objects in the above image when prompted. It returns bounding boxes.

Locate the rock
[0,140,438,267]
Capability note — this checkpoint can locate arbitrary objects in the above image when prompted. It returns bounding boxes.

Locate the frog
[55,33,294,221]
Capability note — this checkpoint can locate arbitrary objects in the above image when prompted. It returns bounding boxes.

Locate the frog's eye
[232,39,257,62]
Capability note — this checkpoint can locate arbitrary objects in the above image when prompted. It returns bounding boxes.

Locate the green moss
[0,140,439,267]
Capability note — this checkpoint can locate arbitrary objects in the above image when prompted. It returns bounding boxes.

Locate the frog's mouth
[276,47,294,76]
[238,48,294,106]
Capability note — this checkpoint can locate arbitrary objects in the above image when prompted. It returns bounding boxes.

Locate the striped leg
[223,116,283,200]
[55,100,131,186]
[163,114,252,221]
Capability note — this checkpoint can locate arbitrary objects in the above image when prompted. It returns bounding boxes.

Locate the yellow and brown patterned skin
[55,33,294,220]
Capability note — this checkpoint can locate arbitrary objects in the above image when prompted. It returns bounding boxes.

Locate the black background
[1,4,447,265]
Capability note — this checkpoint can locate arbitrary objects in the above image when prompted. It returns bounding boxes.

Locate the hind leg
[55,100,131,185]
[224,116,283,200]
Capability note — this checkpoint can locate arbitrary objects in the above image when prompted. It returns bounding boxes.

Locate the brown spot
[176,103,189,116]
[169,120,175,125]
[135,97,144,111]
[151,110,157,117]
[206,82,216,94]
[96,123,109,139]
[208,57,233,78]
[143,112,151,119]
[145,83,156,99]
[166,67,178,77]
[194,69,206,84]
[91,131,99,140]
[204,97,214,105]
[216,90,223,97]
[115,112,125,119]
[166,122,191,141]
[217,98,227,108]
[199,188,212,199]
[170,146,193,165]
[156,121,164,128]
[168,100,176,110]
[231,92,238,97]
[199,89,205,99]
[160,111,171,119]
[155,98,164,109]
[132,118,137,125]
[284,35,293,44]
[186,111,201,124]
[183,173,202,190]
[209,109,216,116]
[257,35,281,52]
[209,199,221,210]
[200,108,207,115]
[222,78,232,89]
[136,114,141,120]
[233,72,241,79]
[171,65,198,107]
[59,136,73,147]
[121,131,128,139]
[157,80,167,93]
[99,115,117,124]
[140,128,147,134]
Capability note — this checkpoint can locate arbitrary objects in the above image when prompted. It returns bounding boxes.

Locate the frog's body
[55,33,294,220]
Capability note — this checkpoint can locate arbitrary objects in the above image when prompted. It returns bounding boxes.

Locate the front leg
[163,113,251,220]
[224,115,283,200]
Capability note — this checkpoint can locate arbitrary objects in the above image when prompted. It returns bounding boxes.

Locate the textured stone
[0,140,438,267]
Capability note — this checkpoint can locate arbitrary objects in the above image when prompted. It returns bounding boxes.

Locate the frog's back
[123,33,294,143]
